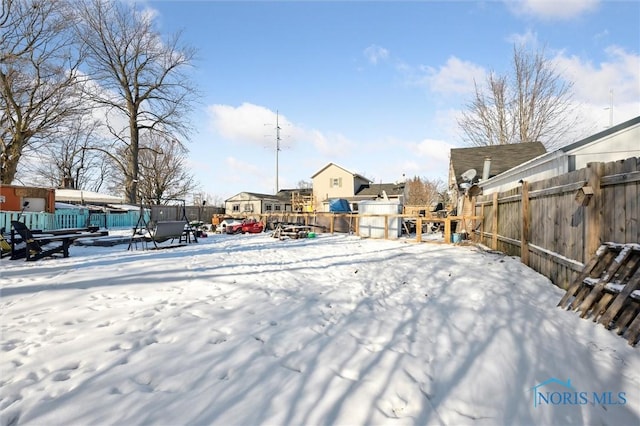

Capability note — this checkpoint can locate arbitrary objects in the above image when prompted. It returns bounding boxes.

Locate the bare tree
[458,44,577,149]
[136,135,198,205]
[405,176,446,206]
[0,0,85,184]
[27,119,115,191]
[70,0,198,203]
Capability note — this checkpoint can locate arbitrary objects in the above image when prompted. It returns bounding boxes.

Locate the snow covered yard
[1,233,638,425]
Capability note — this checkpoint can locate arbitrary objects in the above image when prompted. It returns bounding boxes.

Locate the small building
[0,185,56,213]
[224,192,290,216]
[480,115,640,194]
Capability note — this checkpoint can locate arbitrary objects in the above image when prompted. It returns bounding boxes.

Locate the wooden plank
[624,158,638,244]
[528,180,587,199]
[592,291,617,322]
[528,243,584,272]
[521,180,530,266]
[625,311,640,346]
[577,246,633,317]
[492,192,498,250]
[598,256,640,327]
[613,160,627,243]
[557,244,611,308]
[615,303,640,335]
[585,163,603,263]
[600,170,640,186]
[550,175,561,285]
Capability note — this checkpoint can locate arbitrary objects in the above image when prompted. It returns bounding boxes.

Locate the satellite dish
[461,168,477,182]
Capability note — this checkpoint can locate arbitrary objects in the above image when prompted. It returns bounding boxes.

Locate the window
[243,204,254,212]
[331,177,342,188]
[232,204,240,212]
[274,205,281,211]
[265,204,273,211]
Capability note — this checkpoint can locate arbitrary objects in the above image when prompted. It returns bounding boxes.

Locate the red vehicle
[226,219,264,234]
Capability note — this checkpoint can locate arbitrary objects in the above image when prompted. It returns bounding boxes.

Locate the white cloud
[401,56,486,95]
[208,102,358,160]
[363,45,390,65]
[224,157,263,178]
[208,103,294,146]
[553,45,640,128]
[506,29,540,48]
[507,0,599,20]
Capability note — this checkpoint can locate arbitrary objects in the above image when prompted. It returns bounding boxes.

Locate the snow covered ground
[1,232,638,425]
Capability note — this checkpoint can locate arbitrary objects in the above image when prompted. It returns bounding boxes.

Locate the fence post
[480,202,485,244]
[444,217,451,243]
[492,192,498,250]
[416,216,422,242]
[384,215,389,240]
[585,162,604,262]
[521,180,530,266]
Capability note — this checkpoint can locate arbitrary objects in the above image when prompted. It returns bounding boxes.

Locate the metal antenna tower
[275,110,281,194]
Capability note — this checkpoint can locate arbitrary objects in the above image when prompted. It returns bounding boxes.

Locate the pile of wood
[558,243,640,346]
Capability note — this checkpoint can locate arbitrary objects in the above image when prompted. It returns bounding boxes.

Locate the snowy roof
[55,189,125,204]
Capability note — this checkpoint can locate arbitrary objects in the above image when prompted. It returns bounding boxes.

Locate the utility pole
[265,110,288,194]
[275,110,281,194]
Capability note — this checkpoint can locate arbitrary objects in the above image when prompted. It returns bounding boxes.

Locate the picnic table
[10,221,107,261]
[272,223,314,240]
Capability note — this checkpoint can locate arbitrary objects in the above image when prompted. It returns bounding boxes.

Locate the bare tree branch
[458,44,578,150]
[70,0,199,203]
[1,0,86,183]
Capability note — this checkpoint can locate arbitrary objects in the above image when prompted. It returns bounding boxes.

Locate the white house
[224,192,289,216]
[480,115,640,194]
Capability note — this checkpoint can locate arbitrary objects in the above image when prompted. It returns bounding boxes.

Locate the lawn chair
[10,221,96,261]
[0,227,15,258]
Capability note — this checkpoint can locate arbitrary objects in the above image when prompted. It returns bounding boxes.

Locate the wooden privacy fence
[474,157,640,289]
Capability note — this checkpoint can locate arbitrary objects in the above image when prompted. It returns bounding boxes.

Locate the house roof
[55,188,125,204]
[311,162,371,182]
[450,142,546,186]
[560,115,640,153]
[355,183,405,198]
[276,188,312,199]
[225,191,287,203]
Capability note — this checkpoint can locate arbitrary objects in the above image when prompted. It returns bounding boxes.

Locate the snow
[1,232,639,425]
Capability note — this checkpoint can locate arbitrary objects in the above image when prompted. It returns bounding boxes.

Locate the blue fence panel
[55,211,89,229]
[1,209,147,232]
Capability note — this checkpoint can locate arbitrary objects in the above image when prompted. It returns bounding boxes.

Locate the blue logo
[531,378,626,408]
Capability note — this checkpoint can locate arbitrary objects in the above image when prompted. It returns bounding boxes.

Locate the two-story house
[311,163,405,212]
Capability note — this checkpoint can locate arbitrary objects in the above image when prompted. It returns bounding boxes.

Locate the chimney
[482,157,491,181]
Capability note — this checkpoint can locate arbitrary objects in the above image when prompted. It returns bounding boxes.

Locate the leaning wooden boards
[558,243,640,346]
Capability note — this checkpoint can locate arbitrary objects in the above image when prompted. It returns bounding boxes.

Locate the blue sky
[145,0,640,202]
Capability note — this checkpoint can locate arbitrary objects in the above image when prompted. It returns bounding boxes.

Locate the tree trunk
[0,134,26,184]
